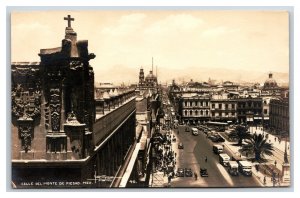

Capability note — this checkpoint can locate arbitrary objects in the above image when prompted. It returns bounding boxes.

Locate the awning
[254,117,262,119]
[246,118,253,122]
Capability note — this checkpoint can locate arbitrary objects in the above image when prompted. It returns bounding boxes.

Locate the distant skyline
[11,10,289,85]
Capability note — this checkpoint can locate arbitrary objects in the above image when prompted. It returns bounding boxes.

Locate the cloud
[201,26,240,37]
[101,13,146,36]
[145,14,203,35]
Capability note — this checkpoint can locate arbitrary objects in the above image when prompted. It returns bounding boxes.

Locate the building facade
[179,93,211,124]
[11,16,137,188]
[236,97,263,124]
[269,97,289,137]
[210,94,237,123]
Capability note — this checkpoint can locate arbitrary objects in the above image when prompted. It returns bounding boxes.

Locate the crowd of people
[152,125,177,185]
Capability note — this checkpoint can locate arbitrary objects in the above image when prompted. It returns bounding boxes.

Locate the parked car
[178,142,184,149]
[176,168,184,177]
[200,168,208,177]
[212,135,225,142]
[184,168,193,177]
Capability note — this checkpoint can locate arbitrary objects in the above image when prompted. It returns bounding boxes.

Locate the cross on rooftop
[64,15,74,28]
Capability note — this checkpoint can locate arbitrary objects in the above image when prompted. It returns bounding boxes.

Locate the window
[184,110,187,116]
[200,110,203,115]
[195,110,198,116]
[195,101,198,106]
[190,110,193,116]
[225,104,228,109]
[219,104,222,109]
[201,101,203,106]
[206,110,209,115]
[225,112,228,116]
[232,104,235,109]
[212,104,215,109]
[264,109,268,114]
[190,101,193,106]
[185,101,187,107]
[212,112,215,117]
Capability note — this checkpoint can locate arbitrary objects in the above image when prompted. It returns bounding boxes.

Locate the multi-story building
[236,97,263,124]
[210,94,237,123]
[269,97,289,137]
[179,93,211,124]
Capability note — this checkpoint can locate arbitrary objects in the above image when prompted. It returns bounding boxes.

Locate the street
[170,125,261,187]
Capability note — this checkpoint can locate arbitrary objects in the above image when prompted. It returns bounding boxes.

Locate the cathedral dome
[145,71,156,80]
[264,73,278,89]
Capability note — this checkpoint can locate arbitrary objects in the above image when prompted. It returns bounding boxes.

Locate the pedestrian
[205,156,208,162]
[274,137,276,142]
[263,176,266,185]
[175,152,177,158]
[194,172,198,180]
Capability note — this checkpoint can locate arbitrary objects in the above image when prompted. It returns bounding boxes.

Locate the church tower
[38,15,96,159]
[139,67,145,86]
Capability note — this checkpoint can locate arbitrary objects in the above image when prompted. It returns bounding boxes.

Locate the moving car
[200,168,208,177]
[176,168,184,177]
[213,144,223,154]
[192,127,199,136]
[219,153,231,166]
[178,142,184,149]
[238,161,252,176]
[228,161,239,176]
[184,168,193,177]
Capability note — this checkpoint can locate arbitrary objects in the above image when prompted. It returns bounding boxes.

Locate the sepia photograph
[10,9,290,189]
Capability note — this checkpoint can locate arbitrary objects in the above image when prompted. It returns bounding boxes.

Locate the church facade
[11,15,137,188]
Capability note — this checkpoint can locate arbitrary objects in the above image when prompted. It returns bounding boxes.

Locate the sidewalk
[149,129,178,188]
[248,126,290,155]
[221,128,290,187]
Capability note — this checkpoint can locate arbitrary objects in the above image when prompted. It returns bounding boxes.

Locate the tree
[228,125,251,146]
[241,133,274,162]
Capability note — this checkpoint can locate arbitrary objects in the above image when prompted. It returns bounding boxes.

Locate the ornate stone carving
[70,60,83,70]
[17,115,34,153]
[49,88,61,132]
[11,65,41,119]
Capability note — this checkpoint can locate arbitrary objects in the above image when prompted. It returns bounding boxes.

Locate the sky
[11,10,289,85]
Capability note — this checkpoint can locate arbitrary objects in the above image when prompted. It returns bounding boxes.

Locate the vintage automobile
[178,142,184,149]
[212,134,225,143]
[176,168,185,177]
[184,168,193,177]
[200,168,208,177]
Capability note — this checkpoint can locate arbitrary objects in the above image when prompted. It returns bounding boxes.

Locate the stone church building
[11,15,137,188]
